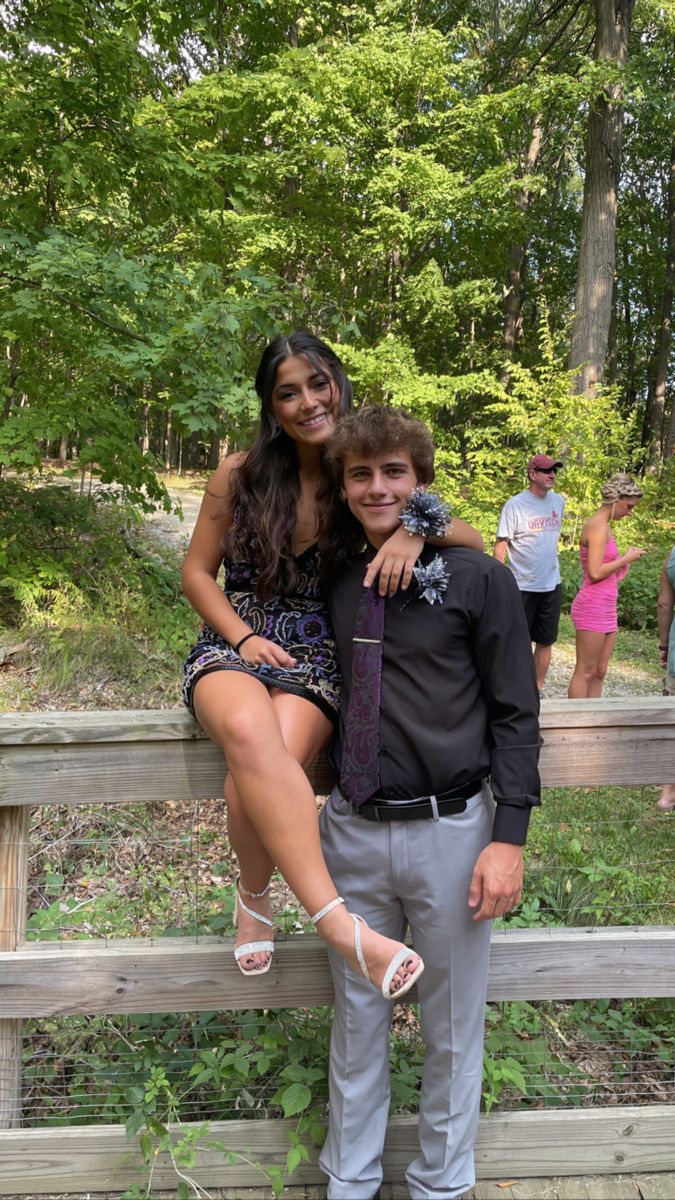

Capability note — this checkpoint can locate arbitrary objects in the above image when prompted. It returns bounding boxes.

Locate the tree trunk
[650,138,675,462]
[141,405,150,455]
[568,0,635,396]
[187,431,200,470]
[501,119,543,378]
[606,275,619,385]
[165,410,173,473]
[665,393,675,459]
[208,431,228,470]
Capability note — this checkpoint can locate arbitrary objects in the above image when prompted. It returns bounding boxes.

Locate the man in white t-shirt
[494,454,565,691]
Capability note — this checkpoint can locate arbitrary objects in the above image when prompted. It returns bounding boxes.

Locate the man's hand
[468,842,524,921]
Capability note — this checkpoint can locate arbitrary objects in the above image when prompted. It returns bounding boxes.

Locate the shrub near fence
[0,699,674,1194]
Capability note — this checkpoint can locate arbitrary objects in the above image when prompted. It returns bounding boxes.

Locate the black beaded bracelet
[234,632,257,654]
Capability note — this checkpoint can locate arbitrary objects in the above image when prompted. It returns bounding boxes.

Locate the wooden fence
[0,698,674,1193]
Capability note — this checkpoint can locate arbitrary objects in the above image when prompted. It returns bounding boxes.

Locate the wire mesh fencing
[10,784,675,1128]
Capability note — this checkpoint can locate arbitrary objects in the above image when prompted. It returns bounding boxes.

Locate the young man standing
[319,407,541,1200]
[493,454,565,692]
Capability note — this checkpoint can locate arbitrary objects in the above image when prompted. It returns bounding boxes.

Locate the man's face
[342,448,419,547]
[529,466,558,494]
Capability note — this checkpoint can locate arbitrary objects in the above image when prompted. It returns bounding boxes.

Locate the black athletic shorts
[519,584,562,646]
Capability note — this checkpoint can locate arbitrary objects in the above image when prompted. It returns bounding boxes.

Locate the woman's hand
[624,546,646,564]
[239,636,297,668]
[363,527,424,596]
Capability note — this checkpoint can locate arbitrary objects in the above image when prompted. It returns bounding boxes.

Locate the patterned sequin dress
[182,543,340,723]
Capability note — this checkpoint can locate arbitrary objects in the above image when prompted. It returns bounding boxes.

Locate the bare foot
[234,884,274,972]
[319,906,422,997]
[657,785,675,813]
[355,920,423,997]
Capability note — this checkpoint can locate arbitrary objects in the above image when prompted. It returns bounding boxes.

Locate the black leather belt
[353,778,485,823]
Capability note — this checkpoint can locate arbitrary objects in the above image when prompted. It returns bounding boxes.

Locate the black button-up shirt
[329,546,541,844]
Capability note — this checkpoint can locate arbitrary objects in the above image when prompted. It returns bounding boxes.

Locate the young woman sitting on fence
[181,331,484,997]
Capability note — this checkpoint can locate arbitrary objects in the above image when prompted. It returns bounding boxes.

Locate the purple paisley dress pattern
[182,543,340,722]
[338,585,385,805]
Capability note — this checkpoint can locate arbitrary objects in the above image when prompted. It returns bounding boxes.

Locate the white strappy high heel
[311,896,424,1000]
[233,879,275,976]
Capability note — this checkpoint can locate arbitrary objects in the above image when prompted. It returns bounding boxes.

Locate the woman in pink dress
[568,473,645,698]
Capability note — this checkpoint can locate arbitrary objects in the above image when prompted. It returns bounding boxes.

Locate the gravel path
[144,488,203,552]
[544,638,660,699]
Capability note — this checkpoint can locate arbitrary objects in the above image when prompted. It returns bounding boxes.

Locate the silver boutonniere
[412,554,450,605]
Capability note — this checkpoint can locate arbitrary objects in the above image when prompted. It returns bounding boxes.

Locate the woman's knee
[198,700,278,765]
[575,658,598,684]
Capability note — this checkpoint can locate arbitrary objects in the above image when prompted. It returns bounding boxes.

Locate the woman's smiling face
[270,355,341,445]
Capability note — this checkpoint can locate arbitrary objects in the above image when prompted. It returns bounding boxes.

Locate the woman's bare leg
[225,690,332,971]
[568,630,609,698]
[587,631,616,697]
[193,672,420,991]
[657,784,675,811]
[225,773,275,970]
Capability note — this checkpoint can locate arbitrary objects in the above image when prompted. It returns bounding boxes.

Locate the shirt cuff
[492,797,539,845]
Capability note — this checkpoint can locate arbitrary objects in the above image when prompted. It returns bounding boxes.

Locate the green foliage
[26,1007,330,1196]
[514,784,675,928]
[2,0,674,493]
[0,480,196,706]
[0,226,288,499]
[4,2,675,1186]
[339,310,648,551]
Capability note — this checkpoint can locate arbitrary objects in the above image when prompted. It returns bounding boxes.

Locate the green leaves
[2,0,673,499]
[278,1081,312,1117]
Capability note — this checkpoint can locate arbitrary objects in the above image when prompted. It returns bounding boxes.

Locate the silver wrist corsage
[400,488,451,538]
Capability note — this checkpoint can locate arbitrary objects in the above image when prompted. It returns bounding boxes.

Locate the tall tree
[650,139,675,459]
[568,0,636,395]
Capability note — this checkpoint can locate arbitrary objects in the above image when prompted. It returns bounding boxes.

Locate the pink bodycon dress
[570,535,628,634]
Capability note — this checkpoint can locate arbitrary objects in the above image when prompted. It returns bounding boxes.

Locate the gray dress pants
[319,785,494,1200]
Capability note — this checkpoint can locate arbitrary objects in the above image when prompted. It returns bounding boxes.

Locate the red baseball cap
[528,454,563,472]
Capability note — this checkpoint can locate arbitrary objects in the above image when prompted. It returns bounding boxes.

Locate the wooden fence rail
[0,698,674,1194]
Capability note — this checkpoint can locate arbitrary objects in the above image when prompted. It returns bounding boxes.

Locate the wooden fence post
[0,806,29,1128]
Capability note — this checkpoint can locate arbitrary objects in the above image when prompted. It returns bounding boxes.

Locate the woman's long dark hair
[227,332,353,599]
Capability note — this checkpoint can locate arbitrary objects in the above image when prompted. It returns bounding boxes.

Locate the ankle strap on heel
[238,877,271,899]
[310,896,345,925]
